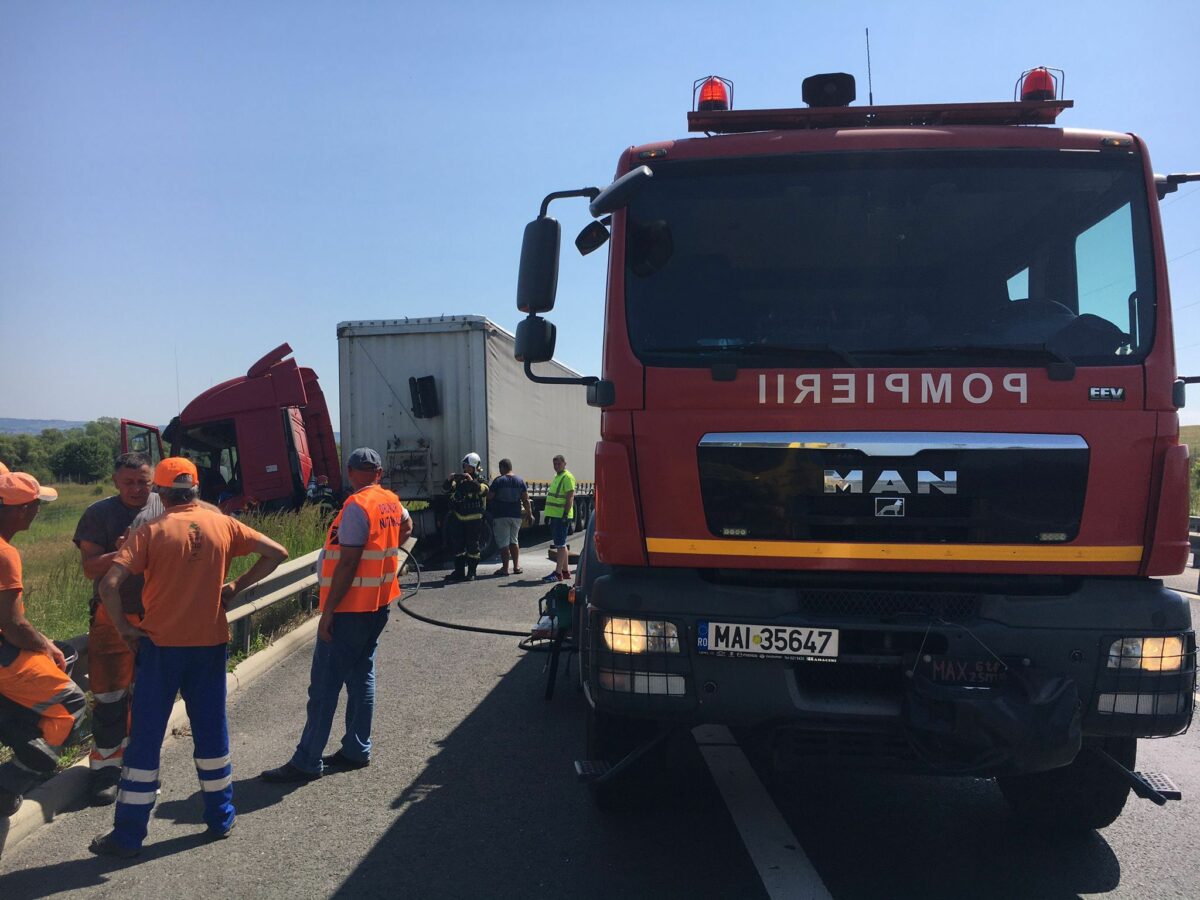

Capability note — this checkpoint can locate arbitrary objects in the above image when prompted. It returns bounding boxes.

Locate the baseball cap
[346,448,382,471]
[154,457,200,489]
[0,472,58,505]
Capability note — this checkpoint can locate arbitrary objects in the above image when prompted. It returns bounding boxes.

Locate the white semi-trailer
[337,316,599,542]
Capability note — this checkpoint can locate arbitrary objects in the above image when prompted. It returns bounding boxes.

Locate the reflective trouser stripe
[201,774,233,791]
[93,688,128,703]
[116,788,157,805]
[123,766,159,782]
[195,755,231,771]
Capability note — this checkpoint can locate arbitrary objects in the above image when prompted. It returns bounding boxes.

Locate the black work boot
[444,559,466,583]
[466,559,478,581]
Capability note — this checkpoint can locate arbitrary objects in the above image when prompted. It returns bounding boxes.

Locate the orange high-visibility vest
[319,485,405,613]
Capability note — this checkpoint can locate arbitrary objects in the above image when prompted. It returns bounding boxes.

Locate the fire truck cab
[516,69,1198,829]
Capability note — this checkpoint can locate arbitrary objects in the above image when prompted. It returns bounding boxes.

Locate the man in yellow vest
[260,448,411,783]
[542,454,576,583]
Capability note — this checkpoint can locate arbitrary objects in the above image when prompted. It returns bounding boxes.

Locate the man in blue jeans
[261,448,411,783]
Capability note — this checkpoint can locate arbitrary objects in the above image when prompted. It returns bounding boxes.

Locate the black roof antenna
[865,27,875,105]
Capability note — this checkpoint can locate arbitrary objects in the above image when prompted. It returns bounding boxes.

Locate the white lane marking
[694,724,833,900]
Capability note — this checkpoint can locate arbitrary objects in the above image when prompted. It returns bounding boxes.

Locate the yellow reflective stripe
[319,572,397,588]
[644,537,1144,563]
[326,548,397,560]
[361,549,400,560]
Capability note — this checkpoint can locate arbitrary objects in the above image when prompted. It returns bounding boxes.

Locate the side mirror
[516,217,562,313]
[589,166,653,217]
[515,316,556,363]
[575,218,611,256]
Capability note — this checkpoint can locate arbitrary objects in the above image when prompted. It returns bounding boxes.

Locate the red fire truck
[515,69,1199,828]
[120,343,341,512]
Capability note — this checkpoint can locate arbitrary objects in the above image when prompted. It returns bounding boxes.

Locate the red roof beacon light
[693,75,733,112]
[1016,67,1064,102]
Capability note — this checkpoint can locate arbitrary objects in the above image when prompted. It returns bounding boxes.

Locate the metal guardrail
[226,549,321,625]
[66,538,416,678]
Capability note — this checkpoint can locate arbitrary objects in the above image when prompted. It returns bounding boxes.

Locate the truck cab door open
[119,420,164,466]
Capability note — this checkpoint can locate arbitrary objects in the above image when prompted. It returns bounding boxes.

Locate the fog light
[598,668,686,696]
[1107,636,1186,672]
[601,617,680,654]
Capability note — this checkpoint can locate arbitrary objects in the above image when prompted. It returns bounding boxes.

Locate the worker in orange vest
[261,447,412,783]
[1,472,88,818]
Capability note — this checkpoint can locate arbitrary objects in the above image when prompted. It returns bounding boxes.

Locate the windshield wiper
[647,341,863,368]
[858,342,1075,381]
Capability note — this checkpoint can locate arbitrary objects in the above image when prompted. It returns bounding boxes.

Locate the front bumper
[584,568,1196,772]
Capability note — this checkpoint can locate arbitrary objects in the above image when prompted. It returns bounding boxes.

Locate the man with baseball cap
[90,457,288,857]
[0,471,88,818]
[262,447,411,783]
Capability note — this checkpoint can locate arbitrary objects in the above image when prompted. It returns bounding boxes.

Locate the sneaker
[542,572,560,584]
[89,768,121,806]
[0,788,21,818]
[322,750,369,771]
[89,831,141,859]
[260,762,321,784]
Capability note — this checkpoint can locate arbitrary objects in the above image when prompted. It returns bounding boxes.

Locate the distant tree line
[0,418,122,484]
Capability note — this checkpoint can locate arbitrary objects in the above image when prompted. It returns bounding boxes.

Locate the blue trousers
[113,640,233,849]
[290,606,390,774]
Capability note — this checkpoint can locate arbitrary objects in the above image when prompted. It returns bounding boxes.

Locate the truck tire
[996,737,1135,831]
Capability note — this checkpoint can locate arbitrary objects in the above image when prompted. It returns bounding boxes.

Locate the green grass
[13,487,330,642]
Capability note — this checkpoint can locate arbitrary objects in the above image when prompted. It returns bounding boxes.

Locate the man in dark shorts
[73,452,164,804]
[488,459,531,576]
[542,455,576,583]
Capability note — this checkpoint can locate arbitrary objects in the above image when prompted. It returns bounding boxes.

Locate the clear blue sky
[3,2,1198,426]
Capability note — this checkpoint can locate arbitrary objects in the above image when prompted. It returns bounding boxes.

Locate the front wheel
[996,737,1135,832]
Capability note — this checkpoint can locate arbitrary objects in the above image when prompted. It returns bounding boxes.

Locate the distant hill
[0,418,88,435]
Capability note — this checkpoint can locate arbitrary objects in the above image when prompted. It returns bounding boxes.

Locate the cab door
[119,420,164,465]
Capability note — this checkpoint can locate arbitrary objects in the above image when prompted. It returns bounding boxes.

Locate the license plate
[697,621,838,661]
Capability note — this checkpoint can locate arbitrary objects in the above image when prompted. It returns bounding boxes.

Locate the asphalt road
[2,543,1199,899]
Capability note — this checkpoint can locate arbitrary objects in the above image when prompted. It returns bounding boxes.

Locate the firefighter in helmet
[443,452,488,582]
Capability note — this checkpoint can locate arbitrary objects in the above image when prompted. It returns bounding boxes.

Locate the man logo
[876,498,905,517]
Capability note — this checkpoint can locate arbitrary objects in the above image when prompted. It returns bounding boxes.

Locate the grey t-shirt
[73,493,164,616]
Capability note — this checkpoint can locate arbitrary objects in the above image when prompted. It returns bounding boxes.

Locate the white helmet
[462,452,481,469]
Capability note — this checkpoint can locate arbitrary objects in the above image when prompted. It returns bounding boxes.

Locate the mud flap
[903,665,1082,775]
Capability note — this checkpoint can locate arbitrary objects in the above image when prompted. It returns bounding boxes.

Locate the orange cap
[0,472,58,506]
[153,457,200,489]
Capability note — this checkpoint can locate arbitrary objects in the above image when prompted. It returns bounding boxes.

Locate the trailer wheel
[996,737,1135,831]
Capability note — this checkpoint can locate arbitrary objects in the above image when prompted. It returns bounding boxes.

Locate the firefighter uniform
[443,467,488,582]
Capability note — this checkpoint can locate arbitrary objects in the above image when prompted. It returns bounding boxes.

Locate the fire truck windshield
[624,150,1154,368]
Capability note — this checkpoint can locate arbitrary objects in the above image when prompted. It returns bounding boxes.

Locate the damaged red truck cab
[122,343,341,512]
[515,70,1197,828]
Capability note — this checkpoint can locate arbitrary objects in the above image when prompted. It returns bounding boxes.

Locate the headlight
[1107,636,1186,672]
[601,617,680,654]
